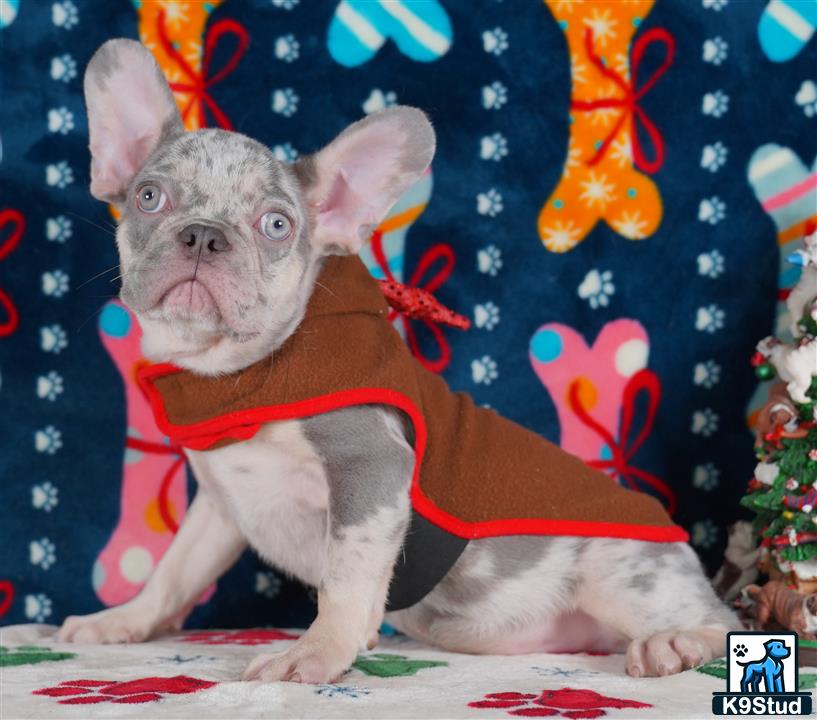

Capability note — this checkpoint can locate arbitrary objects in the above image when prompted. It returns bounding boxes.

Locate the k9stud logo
[712,632,812,716]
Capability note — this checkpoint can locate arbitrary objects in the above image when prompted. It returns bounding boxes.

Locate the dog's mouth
[159,278,219,318]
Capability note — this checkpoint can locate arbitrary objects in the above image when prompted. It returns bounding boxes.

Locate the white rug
[0,624,801,719]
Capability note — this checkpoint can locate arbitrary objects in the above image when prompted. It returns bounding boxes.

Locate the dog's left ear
[296,107,435,255]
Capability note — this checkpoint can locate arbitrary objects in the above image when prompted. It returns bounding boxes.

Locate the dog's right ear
[84,39,183,204]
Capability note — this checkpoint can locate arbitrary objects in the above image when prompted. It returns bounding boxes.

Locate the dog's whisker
[76,264,121,290]
[74,304,106,334]
[66,210,117,237]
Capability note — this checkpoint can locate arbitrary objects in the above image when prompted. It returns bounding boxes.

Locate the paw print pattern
[734,643,748,658]
[40,324,68,353]
[693,360,721,389]
[473,302,500,330]
[471,356,499,385]
[45,161,74,189]
[255,571,282,599]
[480,132,508,161]
[796,80,817,117]
[477,245,503,276]
[477,188,503,216]
[701,142,728,172]
[35,425,63,454]
[702,36,728,65]
[32,481,59,512]
[271,88,299,117]
[691,519,718,549]
[274,34,299,62]
[698,196,726,225]
[697,249,725,278]
[696,304,726,334]
[481,81,508,110]
[578,269,615,309]
[272,143,298,163]
[693,463,720,491]
[272,0,299,8]
[702,0,728,10]
[47,107,74,135]
[25,593,53,622]
[52,0,78,29]
[702,90,729,117]
[45,215,72,243]
[37,370,65,401]
[362,88,397,115]
[30,537,57,570]
[691,408,720,437]
[50,53,77,82]
[42,269,70,298]
[482,27,508,56]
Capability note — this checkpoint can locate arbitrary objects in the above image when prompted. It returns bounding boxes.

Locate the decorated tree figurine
[741,228,817,624]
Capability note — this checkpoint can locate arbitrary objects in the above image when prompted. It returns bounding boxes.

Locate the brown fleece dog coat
[139,255,687,609]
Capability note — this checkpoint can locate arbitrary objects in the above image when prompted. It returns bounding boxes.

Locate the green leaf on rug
[352,653,448,677]
[695,656,727,680]
[0,645,76,667]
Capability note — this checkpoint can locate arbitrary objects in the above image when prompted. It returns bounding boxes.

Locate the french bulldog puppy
[59,39,737,683]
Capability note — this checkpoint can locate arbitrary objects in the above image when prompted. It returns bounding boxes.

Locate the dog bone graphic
[758,0,817,63]
[530,319,650,462]
[328,0,452,68]
[92,301,207,607]
[539,0,673,252]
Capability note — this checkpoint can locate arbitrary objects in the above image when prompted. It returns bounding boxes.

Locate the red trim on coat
[138,363,689,544]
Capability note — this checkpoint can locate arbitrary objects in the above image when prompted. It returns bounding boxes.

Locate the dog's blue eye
[261,212,292,241]
[136,184,167,213]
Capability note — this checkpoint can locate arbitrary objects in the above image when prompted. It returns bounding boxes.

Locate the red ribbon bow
[370,229,469,373]
[571,27,675,175]
[764,420,815,448]
[125,436,185,534]
[0,209,24,338]
[568,369,677,514]
[156,9,249,130]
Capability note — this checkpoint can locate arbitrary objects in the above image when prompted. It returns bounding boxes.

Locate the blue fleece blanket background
[1,0,816,629]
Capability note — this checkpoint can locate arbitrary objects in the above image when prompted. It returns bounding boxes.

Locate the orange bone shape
[540,0,672,252]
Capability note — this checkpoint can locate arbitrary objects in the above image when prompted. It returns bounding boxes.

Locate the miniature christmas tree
[742,227,817,597]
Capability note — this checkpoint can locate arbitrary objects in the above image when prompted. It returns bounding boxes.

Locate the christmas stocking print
[530,319,675,511]
[746,144,817,424]
[539,0,674,252]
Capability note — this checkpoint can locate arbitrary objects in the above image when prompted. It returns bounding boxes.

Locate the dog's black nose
[178,223,230,255]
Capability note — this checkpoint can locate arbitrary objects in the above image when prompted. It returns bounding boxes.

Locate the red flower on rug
[33,675,216,705]
[469,688,652,719]
[181,629,299,645]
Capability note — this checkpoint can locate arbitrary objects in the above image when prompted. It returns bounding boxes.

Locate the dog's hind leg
[575,539,739,677]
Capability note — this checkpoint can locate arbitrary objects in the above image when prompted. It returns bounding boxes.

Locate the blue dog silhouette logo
[738,639,791,694]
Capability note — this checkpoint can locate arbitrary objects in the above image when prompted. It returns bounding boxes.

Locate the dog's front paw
[243,635,358,684]
[58,604,162,644]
